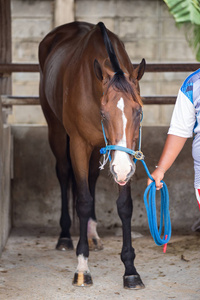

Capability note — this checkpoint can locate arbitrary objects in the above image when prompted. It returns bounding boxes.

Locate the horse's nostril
[111,163,134,182]
[128,165,134,176]
[111,165,117,177]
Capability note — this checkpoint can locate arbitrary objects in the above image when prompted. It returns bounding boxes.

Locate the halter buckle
[134,150,144,160]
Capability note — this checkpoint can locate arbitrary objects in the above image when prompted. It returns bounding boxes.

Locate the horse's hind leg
[117,183,145,289]
[54,135,74,251]
[39,75,73,250]
[88,148,103,251]
[46,117,73,250]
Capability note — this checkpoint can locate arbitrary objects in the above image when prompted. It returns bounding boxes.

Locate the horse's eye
[136,109,143,120]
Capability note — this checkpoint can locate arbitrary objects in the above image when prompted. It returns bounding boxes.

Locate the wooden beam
[0,63,199,74]
[142,96,176,105]
[132,63,200,72]
[0,63,39,73]
[0,0,12,94]
[1,95,40,106]
[1,95,176,106]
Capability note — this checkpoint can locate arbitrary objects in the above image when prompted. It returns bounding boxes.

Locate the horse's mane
[98,22,142,105]
[98,22,123,75]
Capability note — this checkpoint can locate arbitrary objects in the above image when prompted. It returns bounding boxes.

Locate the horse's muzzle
[110,162,136,186]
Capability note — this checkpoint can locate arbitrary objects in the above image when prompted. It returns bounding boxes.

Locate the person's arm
[147,134,187,189]
[148,83,196,189]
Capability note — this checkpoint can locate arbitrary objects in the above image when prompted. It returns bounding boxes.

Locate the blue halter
[100,121,144,161]
[99,115,171,248]
[100,112,144,163]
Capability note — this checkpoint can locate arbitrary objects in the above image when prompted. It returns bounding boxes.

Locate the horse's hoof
[72,271,93,287]
[88,238,103,251]
[56,237,74,251]
[123,275,145,290]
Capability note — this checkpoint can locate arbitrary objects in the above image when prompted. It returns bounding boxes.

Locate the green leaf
[163,0,200,61]
[163,0,200,25]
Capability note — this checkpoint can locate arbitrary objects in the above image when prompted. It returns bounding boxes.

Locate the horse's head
[94,58,145,186]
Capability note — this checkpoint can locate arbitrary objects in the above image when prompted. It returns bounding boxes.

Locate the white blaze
[112,97,134,183]
[117,98,127,146]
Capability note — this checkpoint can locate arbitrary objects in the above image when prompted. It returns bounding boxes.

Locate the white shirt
[168,68,200,188]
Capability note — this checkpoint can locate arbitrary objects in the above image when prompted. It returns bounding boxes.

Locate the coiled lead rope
[140,160,171,246]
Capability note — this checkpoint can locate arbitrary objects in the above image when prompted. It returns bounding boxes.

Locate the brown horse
[39,21,145,289]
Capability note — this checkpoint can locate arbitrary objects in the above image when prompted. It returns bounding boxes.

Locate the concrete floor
[0,227,200,300]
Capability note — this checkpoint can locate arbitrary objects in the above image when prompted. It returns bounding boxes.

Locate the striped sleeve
[168,89,196,138]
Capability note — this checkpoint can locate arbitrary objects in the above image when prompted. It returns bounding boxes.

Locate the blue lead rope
[140,160,171,246]
[100,121,171,247]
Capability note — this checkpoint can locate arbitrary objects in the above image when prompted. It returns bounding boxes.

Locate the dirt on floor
[0,227,200,300]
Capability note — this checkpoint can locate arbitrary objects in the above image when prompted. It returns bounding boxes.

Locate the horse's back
[39,22,94,71]
[39,22,95,120]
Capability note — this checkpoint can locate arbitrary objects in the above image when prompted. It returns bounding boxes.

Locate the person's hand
[147,166,165,190]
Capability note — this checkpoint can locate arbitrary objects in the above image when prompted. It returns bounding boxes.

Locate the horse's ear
[132,58,146,81]
[94,59,103,81]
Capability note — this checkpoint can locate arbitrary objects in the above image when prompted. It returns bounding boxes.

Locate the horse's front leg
[73,181,93,286]
[117,183,145,289]
[88,148,103,251]
[70,137,93,287]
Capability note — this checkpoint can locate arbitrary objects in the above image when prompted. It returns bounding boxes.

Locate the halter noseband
[99,111,144,168]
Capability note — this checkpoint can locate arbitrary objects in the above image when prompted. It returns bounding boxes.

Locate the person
[148,68,200,218]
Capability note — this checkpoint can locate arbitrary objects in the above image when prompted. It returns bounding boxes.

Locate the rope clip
[134,150,144,160]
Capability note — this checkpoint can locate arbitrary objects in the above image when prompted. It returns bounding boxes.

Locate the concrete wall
[9,0,54,124]
[0,105,12,255]
[9,0,197,126]
[6,1,199,235]
[11,125,199,232]
[75,0,196,126]
[0,0,12,255]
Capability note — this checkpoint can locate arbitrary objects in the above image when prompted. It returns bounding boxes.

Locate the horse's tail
[98,22,124,76]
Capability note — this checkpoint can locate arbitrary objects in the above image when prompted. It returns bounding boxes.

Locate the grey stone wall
[9,0,197,126]
[7,1,199,235]
[0,105,12,255]
[75,0,196,126]
[11,125,199,232]
[10,0,53,124]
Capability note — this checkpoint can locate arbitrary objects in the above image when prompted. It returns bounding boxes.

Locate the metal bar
[1,95,176,106]
[0,63,200,73]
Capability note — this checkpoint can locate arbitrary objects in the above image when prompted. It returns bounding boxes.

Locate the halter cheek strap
[100,115,144,167]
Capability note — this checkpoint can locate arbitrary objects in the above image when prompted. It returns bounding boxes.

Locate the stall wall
[10,0,197,126]
[11,125,198,232]
[0,107,12,255]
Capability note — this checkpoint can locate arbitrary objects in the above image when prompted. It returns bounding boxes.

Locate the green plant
[163,0,200,61]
